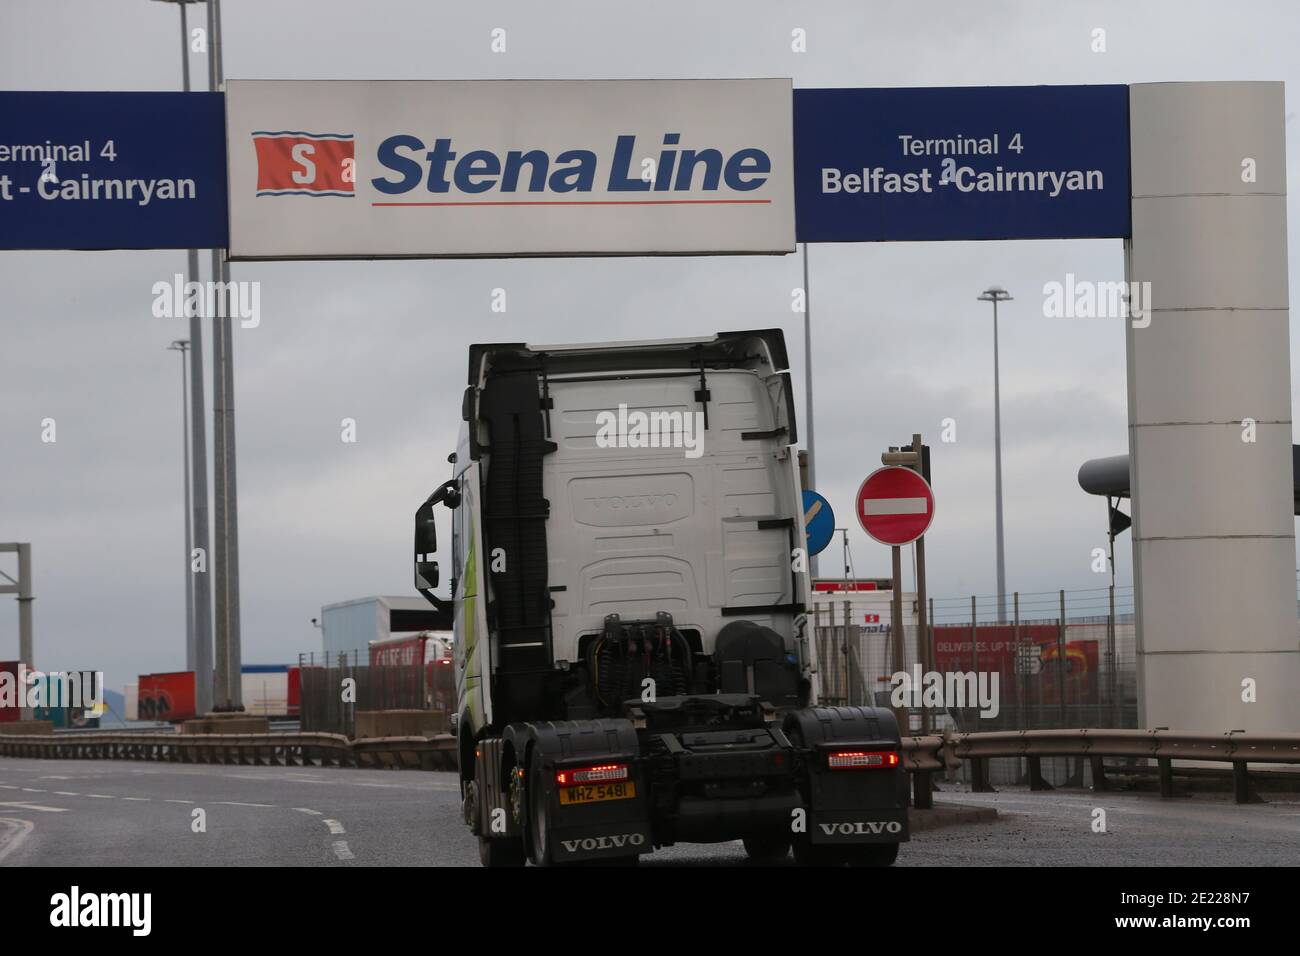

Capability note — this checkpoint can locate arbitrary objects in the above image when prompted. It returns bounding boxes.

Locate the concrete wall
[1126,81,1298,733]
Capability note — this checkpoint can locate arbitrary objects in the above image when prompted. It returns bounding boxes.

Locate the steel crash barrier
[902,729,1300,806]
[0,731,457,770]
[3,729,1296,803]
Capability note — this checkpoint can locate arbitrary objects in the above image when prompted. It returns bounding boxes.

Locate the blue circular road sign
[802,490,835,556]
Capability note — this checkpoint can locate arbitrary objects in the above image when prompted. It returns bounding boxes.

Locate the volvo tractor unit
[414,329,908,866]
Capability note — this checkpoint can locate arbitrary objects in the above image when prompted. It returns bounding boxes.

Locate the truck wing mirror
[414,479,460,610]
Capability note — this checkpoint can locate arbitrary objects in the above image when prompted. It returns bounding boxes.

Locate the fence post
[1014,592,1025,783]
[1056,590,1067,730]
[842,599,851,706]
[924,596,936,735]
[912,770,933,809]
[1014,592,1023,731]
[1157,758,1175,798]
[1232,760,1251,805]
[1027,755,1053,791]
[970,595,979,732]
[1089,755,1109,790]
[1108,583,1118,727]
[813,601,822,702]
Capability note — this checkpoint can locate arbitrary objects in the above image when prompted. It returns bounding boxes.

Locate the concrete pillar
[1126,81,1297,733]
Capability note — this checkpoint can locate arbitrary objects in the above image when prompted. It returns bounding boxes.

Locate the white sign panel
[224,79,795,259]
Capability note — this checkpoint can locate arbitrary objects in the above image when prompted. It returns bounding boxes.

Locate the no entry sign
[856,466,935,546]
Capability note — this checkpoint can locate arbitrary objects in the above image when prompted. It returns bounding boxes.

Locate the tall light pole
[168,340,196,671]
[978,286,1012,624]
[207,0,244,711]
[153,0,213,714]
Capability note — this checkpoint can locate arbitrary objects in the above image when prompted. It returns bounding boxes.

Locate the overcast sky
[1,0,1298,692]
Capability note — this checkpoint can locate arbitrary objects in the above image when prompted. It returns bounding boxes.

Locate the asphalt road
[1,757,1297,866]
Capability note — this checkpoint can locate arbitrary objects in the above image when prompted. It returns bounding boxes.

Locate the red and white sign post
[855,466,935,547]
[858,442,937,748]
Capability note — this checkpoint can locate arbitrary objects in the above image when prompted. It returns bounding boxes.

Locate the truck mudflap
[785,706,910,845]
[505,718,652,865]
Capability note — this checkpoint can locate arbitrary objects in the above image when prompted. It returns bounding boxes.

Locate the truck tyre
[742,834,792,863]
[528,747,554,866]
[785,714,901,868]
[478,835,526,867]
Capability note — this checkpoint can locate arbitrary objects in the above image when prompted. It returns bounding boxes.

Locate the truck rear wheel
[478,836,526,867]
[529,748,553,866]
[742,834,792,863]
[785,714,902,868]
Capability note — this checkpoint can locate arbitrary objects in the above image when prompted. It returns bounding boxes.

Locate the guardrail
[0,731,456,771]
[902,728,1300,806]
[5,726,1296,805]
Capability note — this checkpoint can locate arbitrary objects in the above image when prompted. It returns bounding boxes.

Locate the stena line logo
[252,131,355,197]
[360,132,772,206]
[251,130,771,205]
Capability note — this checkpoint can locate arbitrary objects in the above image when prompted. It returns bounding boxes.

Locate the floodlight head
[978,286,1013,302]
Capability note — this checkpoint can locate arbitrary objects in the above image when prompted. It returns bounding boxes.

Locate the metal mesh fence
[299,664,432,737]
[813,588,1141,787]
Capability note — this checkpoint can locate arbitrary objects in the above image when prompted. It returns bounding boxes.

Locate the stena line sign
[224,79,795,259]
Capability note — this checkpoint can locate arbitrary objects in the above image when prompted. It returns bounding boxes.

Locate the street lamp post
[167,340,196,671]
[977,286,1013,624]
[205,0,244,711]
[153,0,213,714]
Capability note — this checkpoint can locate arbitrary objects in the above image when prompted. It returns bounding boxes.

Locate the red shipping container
[369,634,426,668]
[137,671,197,722]
[0,661,20,722]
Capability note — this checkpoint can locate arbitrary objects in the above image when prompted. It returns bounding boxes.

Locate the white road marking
[0,818,34,864]
[52,791,80,797]
[0,786,17,791]
[332,840,354,861]
[85,794,114,799]
[293,808,322,815]
[0,802,69,813]
[324,819,346,835]
[121,797,151,802]
[20,788,46,793]
[216,801,275,808]
[165,799,195,805]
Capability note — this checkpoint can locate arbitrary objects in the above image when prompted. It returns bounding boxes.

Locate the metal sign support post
[881,434,931,734]
[890,544,906,732]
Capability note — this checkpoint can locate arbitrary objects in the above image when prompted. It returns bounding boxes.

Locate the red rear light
[827,750,899,770]
[555,762,630,787]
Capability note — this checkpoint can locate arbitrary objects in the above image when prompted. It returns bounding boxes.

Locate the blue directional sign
[0,92,228,250]
[802,490,836,556]
[793,85,1131,242]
